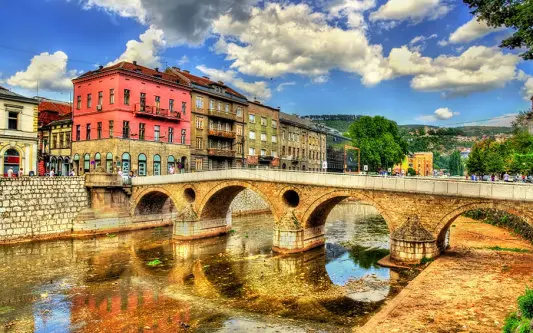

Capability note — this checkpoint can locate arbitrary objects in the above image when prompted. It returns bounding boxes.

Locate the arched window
[153,154,161,175]
[94,152,101,169]
[121,153,131,174]
[83,154,90,173]
[106,153,113,173]
[138,153,147,176]
[3,149,20,176]
[50,156,57,174]
[167,155,175,174]
[73,154,80,175]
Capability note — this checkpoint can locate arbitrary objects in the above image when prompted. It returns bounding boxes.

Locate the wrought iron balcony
[208,129,236,139]
[134,104,181,122]
[207,148,235,158]
[208,109,236,121]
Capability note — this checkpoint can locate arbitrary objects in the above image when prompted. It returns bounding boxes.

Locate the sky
[1,0,532,127]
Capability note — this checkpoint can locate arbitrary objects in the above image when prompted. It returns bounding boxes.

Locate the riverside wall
[0,177,89,243]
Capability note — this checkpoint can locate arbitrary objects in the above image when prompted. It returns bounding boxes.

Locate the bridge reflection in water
[0,202,412,332]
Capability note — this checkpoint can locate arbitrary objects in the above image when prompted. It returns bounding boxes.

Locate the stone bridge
[127,169,533,263]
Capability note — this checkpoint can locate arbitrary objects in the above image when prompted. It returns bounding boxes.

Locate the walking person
[7,167,14,178]
[49,169,55,177]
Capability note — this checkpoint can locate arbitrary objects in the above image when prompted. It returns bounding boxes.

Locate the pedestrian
[504,172,510,182]
[117,167,122,177]
[169,165,175,175]
[49,169,55,177]
[7,167,14,178]
[491,174,495,182]
[18,168,24,177]
[69,170,75,176]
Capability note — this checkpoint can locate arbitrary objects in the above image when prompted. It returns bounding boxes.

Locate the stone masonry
[0,177,88,243]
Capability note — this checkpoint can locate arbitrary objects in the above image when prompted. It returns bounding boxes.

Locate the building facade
[0,87,39,176]
[409,152,434,176]
[279,113,326,171]
[167,67,247,171]
[322,126,351,173]
[246,101,280,168]
[37,98,73,175]
[71,61,191,176]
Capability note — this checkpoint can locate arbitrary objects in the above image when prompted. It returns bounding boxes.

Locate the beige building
[279,112,326,171]
[246,101,280,168]
[167,68,248,171]
[0,87,39,176]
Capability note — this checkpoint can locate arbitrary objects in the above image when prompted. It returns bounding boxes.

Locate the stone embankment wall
[0,177,89,243]
[230,189,270,215]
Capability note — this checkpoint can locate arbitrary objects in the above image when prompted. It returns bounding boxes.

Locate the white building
[0,87,39,176]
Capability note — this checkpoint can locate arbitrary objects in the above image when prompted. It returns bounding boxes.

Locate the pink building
[71,61,192,176]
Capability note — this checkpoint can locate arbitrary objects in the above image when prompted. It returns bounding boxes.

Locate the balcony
[208,129,236,139]
[134,104,181,122]
[259,155,274,163]
[208,109,236,121]
[207,148,235,158]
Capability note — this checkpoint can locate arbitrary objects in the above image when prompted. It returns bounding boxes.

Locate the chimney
[183,70,190,73]
[155,67,159,72]
[202,76,210,80]
[132,61,137,66]
[99,65,103,70]
[218,81,224,85]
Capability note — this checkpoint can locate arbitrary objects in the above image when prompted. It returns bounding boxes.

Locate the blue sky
[1,0,532,126]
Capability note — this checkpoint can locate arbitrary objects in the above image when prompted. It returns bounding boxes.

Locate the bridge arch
[302,189,394,231]
[133,187,179,216]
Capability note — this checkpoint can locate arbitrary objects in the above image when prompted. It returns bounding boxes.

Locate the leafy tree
[466,143,486,174]
[346,116,408,171]
[463,0,533,60]
[448,150,464,176]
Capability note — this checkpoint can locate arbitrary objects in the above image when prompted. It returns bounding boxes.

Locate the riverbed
[0,202,415,332]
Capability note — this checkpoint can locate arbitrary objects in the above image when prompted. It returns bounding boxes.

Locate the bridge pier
[172,205,231,240]
[272,208,326,253]
[389,215,439,263]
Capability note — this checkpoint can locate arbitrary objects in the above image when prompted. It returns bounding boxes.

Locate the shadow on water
[0,202,417,332]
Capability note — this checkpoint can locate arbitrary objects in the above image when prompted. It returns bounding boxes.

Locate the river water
[0,202,415,332]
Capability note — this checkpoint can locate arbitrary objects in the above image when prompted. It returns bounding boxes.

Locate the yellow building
[0,87,39,176]
[409,152,433,176]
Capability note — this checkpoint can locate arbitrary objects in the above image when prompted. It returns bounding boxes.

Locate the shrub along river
[0,202,417,332]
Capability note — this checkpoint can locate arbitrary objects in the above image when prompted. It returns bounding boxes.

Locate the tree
[448,151,464,176]
[346,116,408,171]
[466,143,486,174]
[463,0,533,60]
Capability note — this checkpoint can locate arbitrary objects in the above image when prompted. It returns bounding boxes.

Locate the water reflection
[0,202,413,332]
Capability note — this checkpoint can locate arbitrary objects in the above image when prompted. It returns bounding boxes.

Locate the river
[0,202,415,332]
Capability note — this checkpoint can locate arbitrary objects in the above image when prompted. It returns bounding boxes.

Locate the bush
[519,288,533,319]
[503,312,520,333]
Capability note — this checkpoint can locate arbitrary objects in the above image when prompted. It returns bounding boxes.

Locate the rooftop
[0,86,39,104]
[37,98,72,116]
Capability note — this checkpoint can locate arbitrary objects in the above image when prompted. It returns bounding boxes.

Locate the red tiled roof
[38,100,72,116]
[168,67,247,100]
[75,61,189,87]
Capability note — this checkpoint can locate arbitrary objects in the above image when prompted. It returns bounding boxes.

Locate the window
[195,96,203,109]
[169,99,174,112]
[98,91,103,106]
[106,153,113,173]
[65,132,71,146]
[168,127,174,143]
[109,89,115,104]
[195,159,203,171]
[249,114,255,123]
[209,100,215,110]
[167,156,176,173]
[138,154,147,176]
[76,125,81,141]
[217,102,222,111]
[196,116,204,129]
[153,155,161,175]
[124,89,130,105]
[236,125,243,136]
[122,121,130,138]
[86,124,91,140]
[261,133,267,142]
[271,150,277,157]
[8,112,18,130]
[155,96,160,109]
[76,96,81,109]
[121,153,130,174]
[181,129,186,144]
[84,154,90,173]
[109,120,114,138]
[272,120,277,128]
[196,137,203,149]
[139,123,145,140]
[249,147,256,156]
[272,135,277,143]
[260,149,266,156]
[261,117,267,126]
[225,123,231,132]
[87,94,92,108]
[51,134,57,149]
[249,131,255,140]
[94,153,101,169]
[154,125,160,141]
[236,107,243,117]
[140,92,146,111]
[182,102,186,115]
[225,104,229,113]
[97,122,102,139]
[236,142,242,154]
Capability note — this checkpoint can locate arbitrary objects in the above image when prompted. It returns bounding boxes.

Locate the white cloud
[276,81,296,92]
[466,113,518,127]
[370,0,452,24]
[409,34,437,46]
[312,75,329,84]
[517,71,533,100]
[417,107,459,122]
[327,0,377,30]
[7,51,77,91]
[82,0,146,22]
[107,26,166,68]
[213,3,391,87]
[437,39,448,47]
[196,65,271,100]
[448,16,505,44]
[177,55,189,66]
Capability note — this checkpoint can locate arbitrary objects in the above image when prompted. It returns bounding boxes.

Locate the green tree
[448,150,464,176]
[346,116,408,172]
[466,143,485,174]
[463,0,533,60]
